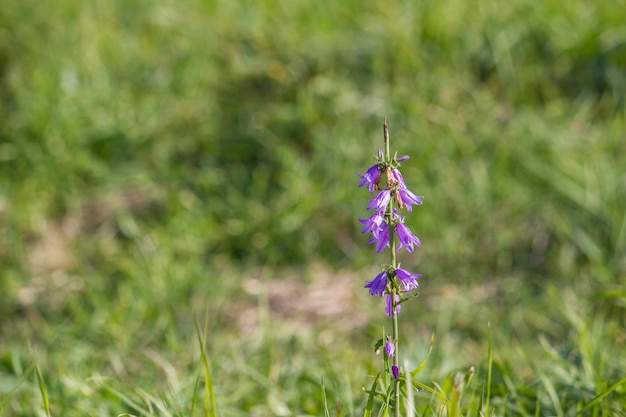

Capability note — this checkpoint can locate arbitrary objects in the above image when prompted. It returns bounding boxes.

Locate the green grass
[1,0,625,415]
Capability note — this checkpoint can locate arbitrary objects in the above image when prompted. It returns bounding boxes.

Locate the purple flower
[396,155,410,163]
[357,164,382,193]
[396,188,423,213]
[395,268,421,292]
[386,294,401,316]
[367,189,391,213]
[359,212,384,237]
[385,341,395,358]
[368,224,390,252]
[392,365,399,379]
[396,222,421,253]
[391,169,407,188]
[389,169,423,212]
[365,271,388,296]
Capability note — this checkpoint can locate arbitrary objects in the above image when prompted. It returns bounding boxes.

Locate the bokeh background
[1,0,625,415]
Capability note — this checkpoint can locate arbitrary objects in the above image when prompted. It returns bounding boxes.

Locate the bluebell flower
[390,168,423,212]
[367,189,391,213]
[358,145,424,317]
[365,271,388,296]
[391,169,407,188]
[368,223,390,253]
[359,212,384,237]
[395,268,421,292]
[385,341,395,358]
[396,188,423,213]
[396,222,421,253]
[357,164,382,193]
[386,294,401,316]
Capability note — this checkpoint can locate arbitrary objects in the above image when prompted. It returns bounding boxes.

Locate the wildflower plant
[358,120,424,416]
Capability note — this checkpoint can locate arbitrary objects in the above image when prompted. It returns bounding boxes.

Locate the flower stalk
[358,119,424,416]
[384,120,402,416]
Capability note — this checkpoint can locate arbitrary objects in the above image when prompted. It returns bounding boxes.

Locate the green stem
[391,253,400,417]
[384,119,401,417]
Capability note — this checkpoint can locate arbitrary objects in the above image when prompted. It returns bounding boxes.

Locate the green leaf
[411,334,435,379]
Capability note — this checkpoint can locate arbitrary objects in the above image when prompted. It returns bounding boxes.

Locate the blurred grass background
[1,0,625,415]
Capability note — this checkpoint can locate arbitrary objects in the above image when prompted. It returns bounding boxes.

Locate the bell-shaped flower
[396,188,423,213]
[386,294,401,316]
[391,169,407,188]
[359,212,384,237]
[385,341,395,358]
[395,268,421,292]
[365,271,388,296]
[357,164,382,193]
[367,189,391,213]
[368,223,390,253]
[396,222,421,253]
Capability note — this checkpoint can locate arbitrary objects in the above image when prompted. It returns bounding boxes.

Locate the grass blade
[321,374,331,417]
[485,322,493,417]
[29,345,51,417]
[363,372,381,417]
[194,314,219,417]
[575,376,626,416]
[410,334,435,379]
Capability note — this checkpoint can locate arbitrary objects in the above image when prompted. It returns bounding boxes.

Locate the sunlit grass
[1,0,625,415]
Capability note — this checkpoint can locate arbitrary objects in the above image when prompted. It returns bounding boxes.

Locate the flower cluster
[358,154,424,316]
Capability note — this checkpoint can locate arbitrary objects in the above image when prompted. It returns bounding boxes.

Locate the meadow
[1,0,625,415]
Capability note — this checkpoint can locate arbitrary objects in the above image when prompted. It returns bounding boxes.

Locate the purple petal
[395,268,421,292]
[391,169,407,188]
[385,294,401,316]
[385,341,395,358]
[359,212,384,236]
[365,271,388,296]
[374,225,390,253]
[396,223,421,253]
[367,190,391,212]
[357,164,382,193]
[398,188,423,213]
